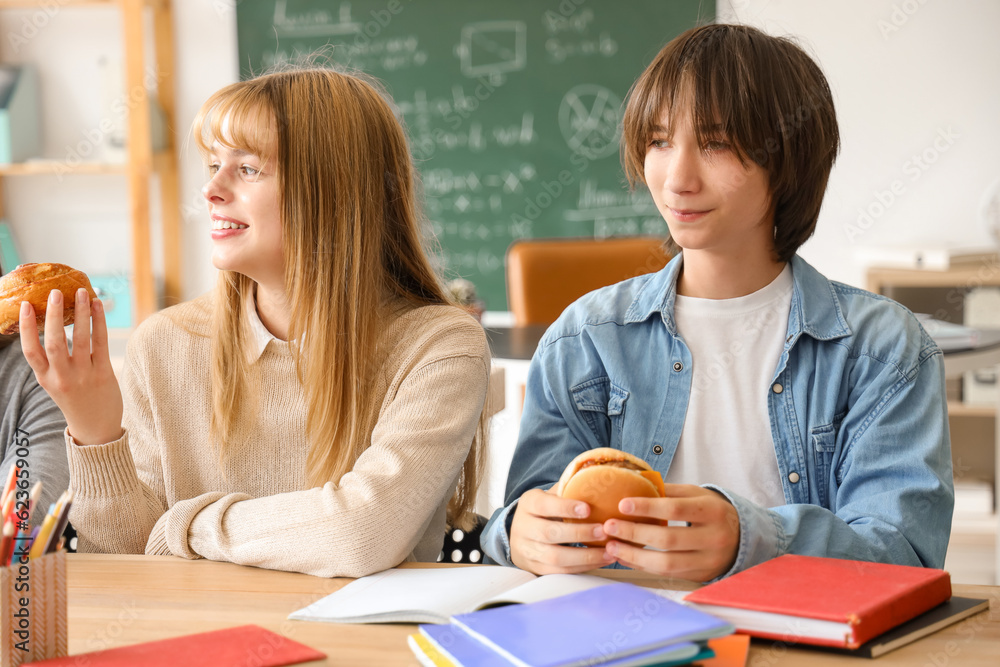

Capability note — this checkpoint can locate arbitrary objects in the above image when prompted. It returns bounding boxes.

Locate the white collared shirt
[666,264,793,509]
[246,292,280,361]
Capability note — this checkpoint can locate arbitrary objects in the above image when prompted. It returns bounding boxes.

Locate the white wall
[720,0,1000,285]
[1,1,997,298]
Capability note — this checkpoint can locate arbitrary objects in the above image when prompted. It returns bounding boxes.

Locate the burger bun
[0,263,97,335]
[554,447,665,546]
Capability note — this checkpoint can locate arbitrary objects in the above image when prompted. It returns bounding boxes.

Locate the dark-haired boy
[481,24,953,581]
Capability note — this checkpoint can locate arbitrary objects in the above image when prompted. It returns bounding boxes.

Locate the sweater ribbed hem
[144,514,172,556]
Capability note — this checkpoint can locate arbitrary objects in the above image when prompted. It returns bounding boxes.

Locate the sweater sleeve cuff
[163,493,227,560]
[702,484,783,579]
[145,512,172,556]
[65,427,141,497]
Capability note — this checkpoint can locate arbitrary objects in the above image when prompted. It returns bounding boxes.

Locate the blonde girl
[20,68,490,577]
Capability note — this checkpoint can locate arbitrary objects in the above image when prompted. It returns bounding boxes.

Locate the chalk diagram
[558,84,622,160]
[272,1,360,38]
[456,21,527,78]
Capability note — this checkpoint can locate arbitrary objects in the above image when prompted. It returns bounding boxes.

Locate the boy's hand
[602,484,740,582]
[509,488,615,574]
[19,288,125,446]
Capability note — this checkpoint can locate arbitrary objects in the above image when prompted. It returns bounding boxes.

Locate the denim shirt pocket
[810,421,840,508]
[570,377,630,450]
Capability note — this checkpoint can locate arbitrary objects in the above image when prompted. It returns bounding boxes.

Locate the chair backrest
[505,237,671,327]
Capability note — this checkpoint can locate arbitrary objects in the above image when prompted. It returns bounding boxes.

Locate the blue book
[419,624,512,667]
[450,582,733,667]
[420,623,710,667]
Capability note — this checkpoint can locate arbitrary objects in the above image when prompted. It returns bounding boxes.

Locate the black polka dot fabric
[62,521,78,553]
[437,514,487,564]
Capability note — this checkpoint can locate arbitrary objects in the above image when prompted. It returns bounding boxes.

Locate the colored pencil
[27,481,42,516]
[0,464,16,507]
[1,493,13,528]
[28,512,56,560]
[0,521,12,566]
[42,489,74,556]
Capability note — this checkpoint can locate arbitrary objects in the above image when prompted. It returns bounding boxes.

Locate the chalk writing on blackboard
[238,0,712,308]
[457,21,528,78]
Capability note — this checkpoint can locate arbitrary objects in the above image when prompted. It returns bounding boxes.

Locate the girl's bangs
[194,87,275,163]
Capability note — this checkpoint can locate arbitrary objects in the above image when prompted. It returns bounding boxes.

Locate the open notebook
[288,566,618,624]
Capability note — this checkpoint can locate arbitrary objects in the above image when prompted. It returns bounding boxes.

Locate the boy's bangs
[625,26,765,176]
[194,87,276,164]
[646,56,753,167]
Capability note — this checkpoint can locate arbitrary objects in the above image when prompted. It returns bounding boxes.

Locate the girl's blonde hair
[192,68,485,530]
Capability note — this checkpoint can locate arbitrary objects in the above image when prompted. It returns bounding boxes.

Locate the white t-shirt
[664,265,793,508]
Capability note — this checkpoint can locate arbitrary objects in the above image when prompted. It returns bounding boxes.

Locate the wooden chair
[505,236,671,327]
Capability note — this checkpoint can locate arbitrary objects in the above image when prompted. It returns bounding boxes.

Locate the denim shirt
[481,254,953,576]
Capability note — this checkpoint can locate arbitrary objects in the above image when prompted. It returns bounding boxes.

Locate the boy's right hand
[509,488,614,574]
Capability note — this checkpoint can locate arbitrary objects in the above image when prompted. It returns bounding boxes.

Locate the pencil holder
[0,550,67,666]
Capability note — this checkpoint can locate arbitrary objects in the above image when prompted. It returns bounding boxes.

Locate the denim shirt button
[652,445,663,455]
[772,383,784,394]
[672,362,683,372]
[788,471,800,483]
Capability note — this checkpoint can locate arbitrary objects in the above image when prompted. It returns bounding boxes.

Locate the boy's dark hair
[621,24,840,261]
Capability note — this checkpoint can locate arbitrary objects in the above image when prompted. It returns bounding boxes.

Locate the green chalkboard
[236,0,714,309]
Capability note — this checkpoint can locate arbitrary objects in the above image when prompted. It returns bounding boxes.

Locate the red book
[684,555,952,649]
[24,624,325,667]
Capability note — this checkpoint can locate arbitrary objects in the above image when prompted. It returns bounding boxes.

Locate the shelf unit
[948,401,999,419]
[867,263,1000,584]
[866,264,1000,421]
[0,0,180,322]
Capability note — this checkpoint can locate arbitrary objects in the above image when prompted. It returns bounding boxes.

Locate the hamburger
[554,447,666,546]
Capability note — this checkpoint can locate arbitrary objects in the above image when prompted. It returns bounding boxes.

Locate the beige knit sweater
[66,293,490,577]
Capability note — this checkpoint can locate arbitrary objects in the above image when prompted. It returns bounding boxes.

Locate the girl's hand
[19,288,124,446]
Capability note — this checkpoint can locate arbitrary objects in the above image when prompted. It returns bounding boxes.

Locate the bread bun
[0,263,97,335]
[554,447,665,546]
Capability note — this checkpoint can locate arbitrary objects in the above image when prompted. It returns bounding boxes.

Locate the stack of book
[289,568,742,666]
[682,555,987,659]
[289,557,989,665]
[409,583,733,667]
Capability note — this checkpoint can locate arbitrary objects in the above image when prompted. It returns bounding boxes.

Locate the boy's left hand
[602,484,740,582]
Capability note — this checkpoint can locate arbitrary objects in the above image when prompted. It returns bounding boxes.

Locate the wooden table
[66,554,999,666]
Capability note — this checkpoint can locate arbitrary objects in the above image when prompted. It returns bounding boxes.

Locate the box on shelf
[98,56,169,163]
[954,479,995,517]
[965,367,998,405]
[0,221,22,275]
[963,287,1000,405]
[89,274,133,329]
[0,65,41,165]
